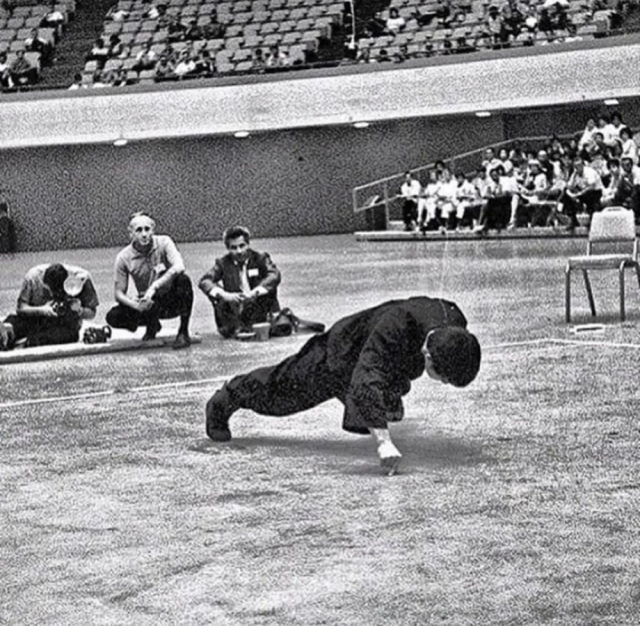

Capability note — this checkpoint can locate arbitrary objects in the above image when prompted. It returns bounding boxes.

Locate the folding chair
[565,207,640,322]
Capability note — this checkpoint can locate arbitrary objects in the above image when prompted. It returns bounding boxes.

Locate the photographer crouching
[1,263,99,350]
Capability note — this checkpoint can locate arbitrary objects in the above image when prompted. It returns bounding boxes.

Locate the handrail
[352,131,589,220]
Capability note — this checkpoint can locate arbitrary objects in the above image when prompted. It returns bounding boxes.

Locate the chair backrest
[587,206,638,257]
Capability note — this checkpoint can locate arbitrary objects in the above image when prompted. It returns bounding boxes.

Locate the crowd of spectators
[345,0,639,63]
[398,112,640,233]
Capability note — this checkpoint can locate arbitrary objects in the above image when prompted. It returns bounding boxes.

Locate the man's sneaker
[172,332,191,350]
[142,319,162,341]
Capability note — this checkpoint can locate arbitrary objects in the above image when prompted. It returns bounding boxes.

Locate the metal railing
[352,132,583,227]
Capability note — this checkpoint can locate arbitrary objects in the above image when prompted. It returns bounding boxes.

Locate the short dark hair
[223,225,251,246]
[426,327,481,387]
[43,263,69,295]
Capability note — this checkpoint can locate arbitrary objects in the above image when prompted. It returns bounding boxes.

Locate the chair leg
[620,265,626,322]
[582,269,596,317]
[565,267,571,323]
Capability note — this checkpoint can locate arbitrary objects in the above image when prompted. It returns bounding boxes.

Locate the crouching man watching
[105,212,193,349]
[2,263,99,349]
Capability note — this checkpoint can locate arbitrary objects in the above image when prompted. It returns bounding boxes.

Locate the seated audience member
[481,147,501,173]
[475,164,518,232]
[619,127,638,165]
[386,7,406,32]
[174,49,197,79]
[167,15,187,42]
[400,171,422,231]
[24,28,52,65]
[251,47,267,72]
[394,43,411,62]
[560,156,603,224]
[355,47,371,63]
[615,156,640,218]
[10,50,37,86]
[578,118,598,155]
[484,5,506,47]
[141,0,161,19]
[107,5,129,20]
[435,0,452,26]
[184,19,204,41]
[194,49,215,77]
[376,48,392,62]
[597,114,617,149]
[265,45,289,68]
[518,159,552,226]
[508,140,527,169]
[609,111,626,141]
[68,73,84,90]
[154,54,176,81]
[86,38,110,68]
[455,32,477,53]
[364,11,389,36]
[41,2,65,31]
[455,171,482,228]
[417,170,440,231]
[536,149,556,185]
[135,42,158,71]
[601,158,622,207]
[0,52,14,88]
[2,263,98,349]
[105,212,193,349]
[202,13,226,40]
[435,168,459,229]
[198,226,281,339]
[108,34,125,58]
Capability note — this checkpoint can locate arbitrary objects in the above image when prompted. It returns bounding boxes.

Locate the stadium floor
[2,234,640,625]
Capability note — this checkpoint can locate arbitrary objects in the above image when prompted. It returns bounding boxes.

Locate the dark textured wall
[3,114,504,252]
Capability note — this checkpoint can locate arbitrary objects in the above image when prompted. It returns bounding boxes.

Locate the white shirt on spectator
[568,165,603,192]
[401,178,421,199]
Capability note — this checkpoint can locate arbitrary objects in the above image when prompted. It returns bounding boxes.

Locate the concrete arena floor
[2,234,640,625]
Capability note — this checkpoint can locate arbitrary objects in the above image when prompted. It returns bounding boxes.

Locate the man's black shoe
[142,319,161,341]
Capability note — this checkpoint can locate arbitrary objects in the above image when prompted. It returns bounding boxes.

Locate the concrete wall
[3,114,504,251]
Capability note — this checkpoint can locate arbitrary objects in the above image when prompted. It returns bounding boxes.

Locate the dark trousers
[213,292,279,338]
[106,273,193,333]
[4,313,80,347]
[209,333,345,418]
[402,199,418,228]
[562,189,602,223]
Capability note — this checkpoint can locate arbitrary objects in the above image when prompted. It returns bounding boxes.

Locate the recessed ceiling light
[113,137,128,147]
[604,98,619,106]
[353,121,370,129]
[234,131,250,138]
[475,111,491,118]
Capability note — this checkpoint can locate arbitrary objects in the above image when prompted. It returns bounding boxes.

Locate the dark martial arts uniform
[210,296,468,435]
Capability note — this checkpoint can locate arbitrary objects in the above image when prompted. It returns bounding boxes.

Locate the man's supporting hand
[369,427,402,477]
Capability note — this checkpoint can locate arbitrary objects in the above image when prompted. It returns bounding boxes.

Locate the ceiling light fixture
[113,136,128,147]
[353,121,370,129]
[234,131,250,138]
[604,98,619,106]
[475,111,491,118]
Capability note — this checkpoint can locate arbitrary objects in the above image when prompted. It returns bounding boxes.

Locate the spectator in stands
[108,34,125,58]
[265,45,289,68]
[475,164,518,232]
[400,171,421,231]
[86,38,110,69]
[174,49,197,79]
[167,15,187,43]
[134,42,158,71]
[251,48,267,73]
[484,5,506,47]
[616,156,640,218]
[601,158,622,207]
[418,170,440,231]
[436,168,460,229]
[455,171,482,228]
[609,111,626,139]
[394,44,411,62]
[107,5,129,21]
[24,28,52,66]
[355,47,371,63]
[184,19,203,42]
[481,147,501,172]
[10,51,37,86]
[0,52,14,89]
[141,0,161,19]
[386,7,406,32]
[202,13,226,40]
[154,54,176,81]
[497,147,514,175]
[518,159,552,226]
[68,72,83,90]
[536,149,556,184]
[561,156,603,223]
[597,114,617,148]
[41,1,65,32]
[578,118,598,154]
[619,126,638,165]
[455,31,477,53]
[435,0,453,26]
[194,49,215,78]
[364,11,388,37]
